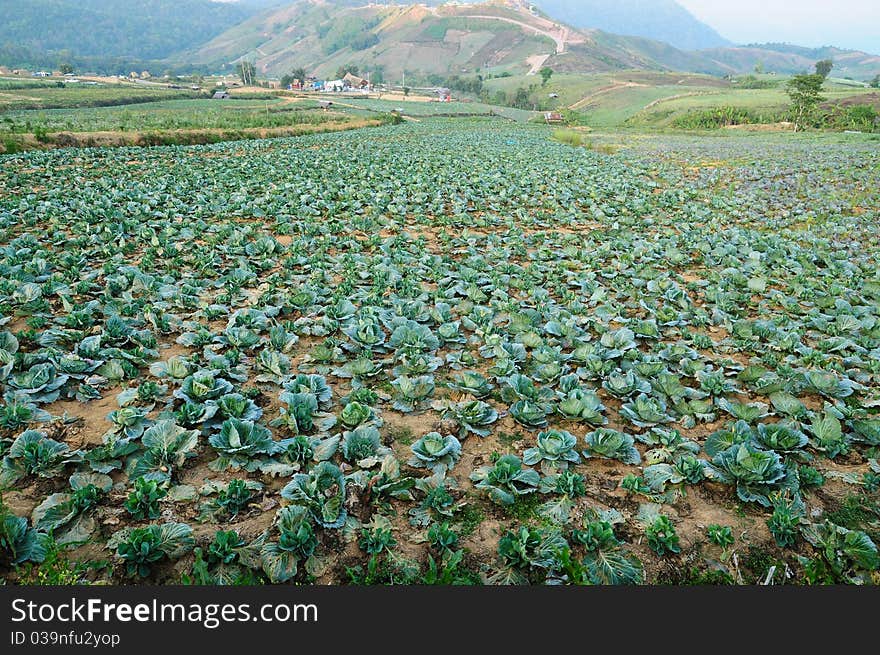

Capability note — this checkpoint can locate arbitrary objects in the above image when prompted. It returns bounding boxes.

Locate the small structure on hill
[212,90,231,99]
[544,111,564,124]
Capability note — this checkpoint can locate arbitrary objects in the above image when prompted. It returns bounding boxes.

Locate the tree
[291,67,307,84]
[786,73,826,131]
[815,59,834,79]
[540,67,553,86]
[403,86,410,99]
[335,64,359,79]
[281,67,308,89]
[235,60,256,86]
[59,63,74,75]
[754,61,764,74]
[870,75,880,89]
[512,86,531,109]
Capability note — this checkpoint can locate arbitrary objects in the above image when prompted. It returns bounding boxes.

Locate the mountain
[179,1,880,81]
[183,0,723,78]
[535,0,731,51]
[699,44,880,80]
[0,0,254,64]
[1,0,876,81]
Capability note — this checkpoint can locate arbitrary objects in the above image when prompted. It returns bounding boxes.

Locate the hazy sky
[678,0,880,54]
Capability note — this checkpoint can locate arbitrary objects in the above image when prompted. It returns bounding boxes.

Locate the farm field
[0,80,200,112]
[337,96,537,122]
[0,95,387,152]
[0,118,878,586]
[483,71,879,129]
[628,86,879,128]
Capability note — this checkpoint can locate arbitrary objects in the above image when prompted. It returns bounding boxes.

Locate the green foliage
[707,524,734,549]
[800,520,879,583]
[583,428,641,465]
[124,478,166,521]
[427,522,459,554]
[1,498,50,565]
[470,455,541,506]
[645,515,680,556]
[14,540,99,585]
[1,430,81,486]
[420,549,480,585]
[216,479,256,516]
[409,432,462,474]
[128,420,199,481]
[280,462,347,528]
[2,110,880,588]
[798,465,825,489]
[553,129,585,147]
[260,506,320,583]
[0,0,251,68]
[814,59,834,79]
[786,73,826,131]
[572,520,619,552]
[572,514,643,585]
[235,60,256,86]
[672,106,773,129]
[708,443,788,507]
[522,429,580,473]
[358,523,397,555]
[208,418,277,471]
[112,522,194,578]
[497,526,562,574]
[767,493,805,548]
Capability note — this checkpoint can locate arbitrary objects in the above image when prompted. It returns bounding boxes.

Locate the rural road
[466,15,569,54]
[526,54,551,75]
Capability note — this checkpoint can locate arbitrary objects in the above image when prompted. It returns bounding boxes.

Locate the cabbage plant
[174,370,233,404]
[1,430,82,486]
[582,428,641,465]
[208,418,278,471]
[260,506,323,583]
[110,522,194,578]
[433,399,499,438]
[280,462,347,528]
[391,375,435,413]
[708,443,789,506]
[523,429,580,473]
[1,511,50,565]
[409,432,462,473]
[127,420,199,481]
[7,363,69,403]
[470,454,541,505]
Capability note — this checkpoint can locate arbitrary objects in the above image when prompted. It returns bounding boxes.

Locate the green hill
[1,0,877,81]
[699,44,880,80]
[0,0,253,68]
[182,0,726,79]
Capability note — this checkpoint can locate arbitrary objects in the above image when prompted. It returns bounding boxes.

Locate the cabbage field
[0,119,878,585]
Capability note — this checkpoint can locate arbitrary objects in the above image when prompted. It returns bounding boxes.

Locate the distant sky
[678,0,880,54]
